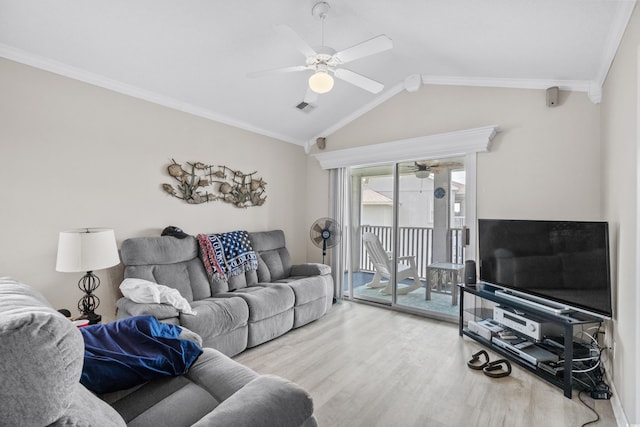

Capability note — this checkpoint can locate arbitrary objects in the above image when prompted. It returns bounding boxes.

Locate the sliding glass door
[348,164,395,306]
[346,157,466,320]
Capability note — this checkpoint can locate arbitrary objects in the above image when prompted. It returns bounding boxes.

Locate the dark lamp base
[84,312,102,325]
[77,271,102,325]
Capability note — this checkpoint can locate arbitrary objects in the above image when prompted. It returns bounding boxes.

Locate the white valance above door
[312,125,499,170]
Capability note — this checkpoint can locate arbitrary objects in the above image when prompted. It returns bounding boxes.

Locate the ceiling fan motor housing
[312,2,331,20]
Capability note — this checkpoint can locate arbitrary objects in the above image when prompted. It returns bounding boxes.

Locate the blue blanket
[197,230,258,279]
[80,315,202,394]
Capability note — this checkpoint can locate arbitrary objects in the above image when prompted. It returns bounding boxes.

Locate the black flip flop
[467,350,490,370]
[483,359,512,378]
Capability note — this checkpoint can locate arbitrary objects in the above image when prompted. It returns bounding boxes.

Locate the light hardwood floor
[234,300,617,427]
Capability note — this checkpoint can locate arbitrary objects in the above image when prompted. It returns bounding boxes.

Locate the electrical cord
[571,359,601,374]
[570,328,607,374]
[575,328,606,421]
[573,324,612,416]
[579,390,600,427]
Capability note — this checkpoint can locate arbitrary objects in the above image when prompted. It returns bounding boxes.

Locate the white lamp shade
[308,71,334,94]
[56,228,120,272]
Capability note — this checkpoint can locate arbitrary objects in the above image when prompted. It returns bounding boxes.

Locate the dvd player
[494,306,563,341]
[492,336,559,366]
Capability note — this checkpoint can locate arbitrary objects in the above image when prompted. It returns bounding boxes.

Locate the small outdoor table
[425,262,464,305]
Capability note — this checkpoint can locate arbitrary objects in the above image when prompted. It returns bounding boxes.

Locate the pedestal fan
[310,217,341,264]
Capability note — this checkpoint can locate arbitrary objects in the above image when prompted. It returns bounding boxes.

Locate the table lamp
[55,228,120,324]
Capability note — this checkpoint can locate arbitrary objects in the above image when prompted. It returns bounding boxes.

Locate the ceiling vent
[295,101,316,113]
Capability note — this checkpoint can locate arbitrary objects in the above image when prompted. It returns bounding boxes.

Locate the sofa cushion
[250,230,293,281]
[209,275,230,294]
[223,285,294,322]
[259,248,292,281]
[227,268,259,291]
[272,276,331,306]
[113,377,218,427]
[249,230,287,252]
[184,297,249,342]
[256,252,271,282]
[121,235,198,264]
[121,236,213,301]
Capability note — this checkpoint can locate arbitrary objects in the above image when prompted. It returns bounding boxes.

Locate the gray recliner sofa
[117,235,251,357]
[117,230,333,356]
[0,279,317,427]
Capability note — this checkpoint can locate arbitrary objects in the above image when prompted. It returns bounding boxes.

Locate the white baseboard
[606,373,630,426]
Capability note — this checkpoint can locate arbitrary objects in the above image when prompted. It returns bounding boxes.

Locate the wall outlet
[611,341,615,359]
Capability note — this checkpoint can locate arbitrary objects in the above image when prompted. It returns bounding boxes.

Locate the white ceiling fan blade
[247,65,309,79]
[303,87,319,104]
[334,68,384,94]
[334,35,393,64]
[274,24,317,58]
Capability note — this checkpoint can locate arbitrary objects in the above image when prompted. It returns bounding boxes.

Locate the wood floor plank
[234,301,617,427]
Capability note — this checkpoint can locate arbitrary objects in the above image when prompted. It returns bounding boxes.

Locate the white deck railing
[358,225,464,279]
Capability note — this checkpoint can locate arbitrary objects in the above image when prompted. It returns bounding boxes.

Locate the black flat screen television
[478,219,612,318]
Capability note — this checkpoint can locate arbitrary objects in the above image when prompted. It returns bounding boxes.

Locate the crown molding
[595,0,637,88]
[0,44,304,146]
[421,74,606,102]
[313,125,498,170]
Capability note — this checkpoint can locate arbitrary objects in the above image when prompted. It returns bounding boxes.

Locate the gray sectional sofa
[117,230,334,357]
[0,279,317,427]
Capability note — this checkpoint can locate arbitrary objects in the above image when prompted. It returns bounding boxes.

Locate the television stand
[458,283,602,398]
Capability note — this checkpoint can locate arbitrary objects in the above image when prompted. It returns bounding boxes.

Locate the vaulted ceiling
[0,1,635,149]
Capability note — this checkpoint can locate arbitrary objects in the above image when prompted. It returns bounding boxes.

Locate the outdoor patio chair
[362,232,423,295]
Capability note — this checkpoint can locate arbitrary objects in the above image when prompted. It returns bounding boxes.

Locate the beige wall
[316,84,602,222]
[602,5,640,424]
[0,58,311,322]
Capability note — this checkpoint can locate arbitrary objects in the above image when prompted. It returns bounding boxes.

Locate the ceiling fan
[409,162,432,179]
[404,161,465,178]
[248,1,393,102]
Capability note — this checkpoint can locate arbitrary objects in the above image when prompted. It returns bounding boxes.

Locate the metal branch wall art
[162,159,267,208]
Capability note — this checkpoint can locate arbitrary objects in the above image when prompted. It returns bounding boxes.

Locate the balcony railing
[358,225,464,279]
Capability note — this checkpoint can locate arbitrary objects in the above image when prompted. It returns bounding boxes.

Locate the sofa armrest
[116,297,179,321]
[191,375,314,427]
[290,263,331,277]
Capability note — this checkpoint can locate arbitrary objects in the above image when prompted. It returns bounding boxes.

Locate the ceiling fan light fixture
[415,170,430,179]
[309,70,334,94]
